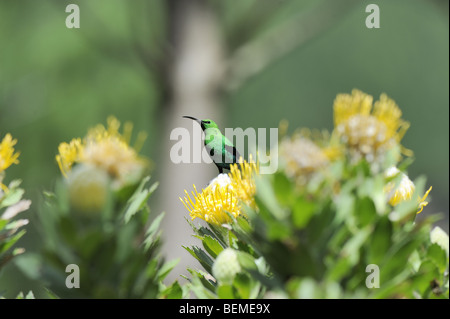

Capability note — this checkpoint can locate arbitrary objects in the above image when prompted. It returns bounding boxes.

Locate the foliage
[185,160,448,299]
[184,220,267,299]
[183,90,449,299]
[0,180,30,275]
[30,175,184,299]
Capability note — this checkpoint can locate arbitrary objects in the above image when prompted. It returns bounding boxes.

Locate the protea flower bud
[212,248,242,284]
[67,163,110,215]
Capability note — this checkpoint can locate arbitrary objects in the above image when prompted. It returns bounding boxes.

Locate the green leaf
[412,260,441,297]
[273,172,293,205]
[7,179,22,190]
[160,281,183,299]
[305,201,337,246]
[255,175,288,220]
[4,219,28,231]
[292,198,316,229]
[327,257,351,282]
[0,219,8,230]
[335,192,354,224]
[124,190,148,223]
[355,197,377,227]
[43,190,57,202]
[43,287,60,299]
[194,224,225,247]
[235,215,253,234]
[233,273,252,299]
[254,196,291,241]
[327,226,350,254]
[217,284,235,299]
[382,234,424,280]
[186,268,217,299]
[341,227,370,266]
[207,222,231,248]
[15,291,35,299]
[58,216,78,246]
[78,230,105,260]
[124,178,158,223]
[353,160,372,176]
[25,291,35,299]
[368,216,392,265]
[237,251,258,272]
[202,235,224,259]
[383,146,402,170]
[408,250,421,272]
[131,176,151,197]
[357,176,385,215]
[427,243,448,274]
[14,253,41,280]
[144,212,165,250]
[157,258,180,282]
[0,188,24,209]
[183,246,214,274]
[0,229,26,255]
[267,220,292,241]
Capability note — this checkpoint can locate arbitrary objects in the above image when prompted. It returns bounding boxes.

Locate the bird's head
[199,119,219,131]
[183,116,219,131]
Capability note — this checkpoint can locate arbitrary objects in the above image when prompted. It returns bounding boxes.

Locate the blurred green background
[0,0,448,297]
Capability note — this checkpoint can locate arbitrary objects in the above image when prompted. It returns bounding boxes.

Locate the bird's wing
[224,144,241,162]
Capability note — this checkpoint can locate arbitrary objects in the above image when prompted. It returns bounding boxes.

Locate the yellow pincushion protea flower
[0,133,20,173]
[333,89,410,166]
[384,166,432,214]
[0,133,20,191]
[182,183,241,226]
[67,164,110,214]
[56,116,148,188]
[181,159,258,226]
[279,129,340,186]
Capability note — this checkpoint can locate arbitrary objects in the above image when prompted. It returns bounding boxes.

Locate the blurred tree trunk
[157,0,225,283]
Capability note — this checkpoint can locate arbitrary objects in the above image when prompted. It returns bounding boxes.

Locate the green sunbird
[183,116,241,174]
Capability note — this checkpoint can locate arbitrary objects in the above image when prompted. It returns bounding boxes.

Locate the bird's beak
[182,116,202,125]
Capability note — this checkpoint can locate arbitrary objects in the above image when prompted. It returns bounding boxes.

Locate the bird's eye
[203,120,210,124]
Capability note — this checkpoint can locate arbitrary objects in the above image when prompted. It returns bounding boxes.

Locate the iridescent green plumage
[183,116,240,173]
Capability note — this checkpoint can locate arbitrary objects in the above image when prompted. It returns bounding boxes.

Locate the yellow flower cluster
[0,133,20,191]
[333,89,411,165]
[182,183,240,226]
[0,133,20,173]
[279,130,337,186]
[333,90,431,213]
[278,89,431,214]
[56,116,148,187]
[181,159,258,226]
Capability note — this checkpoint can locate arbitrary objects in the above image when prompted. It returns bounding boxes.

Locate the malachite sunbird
[183,116,241,174]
